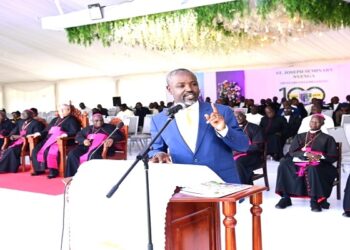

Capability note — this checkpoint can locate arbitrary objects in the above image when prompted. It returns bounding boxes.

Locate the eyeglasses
[93,119,103,122]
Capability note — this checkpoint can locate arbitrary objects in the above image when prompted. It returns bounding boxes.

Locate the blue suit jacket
[149,102,249,183]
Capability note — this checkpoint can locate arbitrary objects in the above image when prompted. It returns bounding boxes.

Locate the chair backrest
[102,117,129,160]
[341,114,350,127]
[252,142,270,190]
[125,116,139,136]
[322,109,333,118]
[141,115,153,134]
[70,104,89,128]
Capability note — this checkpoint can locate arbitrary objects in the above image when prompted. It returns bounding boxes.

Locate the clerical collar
[239,122,247,128]
[309,129,321,134]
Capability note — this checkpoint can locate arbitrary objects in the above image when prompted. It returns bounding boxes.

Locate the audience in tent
[271,96,281,112]
[260,105,288,161]
[30,107,48,127]
[31,104,81,179]
[11,111,22,125]
[334,103,350,126]
[0,110,45,173]
[327,96,341,124]
[234,111,264,185]
[290,97,308,119]
[277,100,300,117]
[0,111,15,149]
[116,103,135,122]
[79,102,92,115]
[134,102,151,129]
[346,95,350,104]
[246,105,263,125]
[281,104,302,141]
[258,99,267,115]
[275,114,338,212]
[65,113,124,177]
[236,96,246,108]
[158,101,166,112]
[148,102,159,115]
[96,104,109,117]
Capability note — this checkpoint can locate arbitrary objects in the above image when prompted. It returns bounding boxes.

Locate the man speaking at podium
[149,68,249,183]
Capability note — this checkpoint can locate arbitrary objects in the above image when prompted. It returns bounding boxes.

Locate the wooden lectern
[166,186,267,250]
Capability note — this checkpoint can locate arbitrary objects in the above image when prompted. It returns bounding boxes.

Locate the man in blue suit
[149,68,249,183]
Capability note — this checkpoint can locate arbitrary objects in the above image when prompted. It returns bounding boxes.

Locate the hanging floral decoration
[66,0,350,53]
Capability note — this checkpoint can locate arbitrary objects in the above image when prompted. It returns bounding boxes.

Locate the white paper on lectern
[64,160,224,250]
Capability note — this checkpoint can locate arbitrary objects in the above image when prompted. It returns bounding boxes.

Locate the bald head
[166,68,197,85]
[59,104,71,118]
[235,111,247,125]
[309,114,325,131]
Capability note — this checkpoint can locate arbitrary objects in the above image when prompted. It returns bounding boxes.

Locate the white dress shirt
[246,113,263,125]
[175,102,199,153]
[116,109,135,122]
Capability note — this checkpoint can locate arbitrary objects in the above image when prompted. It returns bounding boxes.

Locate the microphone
[88,121,124,161]
[166,103,186,116]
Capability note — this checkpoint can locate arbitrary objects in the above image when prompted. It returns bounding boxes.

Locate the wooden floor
[0,147,349,250]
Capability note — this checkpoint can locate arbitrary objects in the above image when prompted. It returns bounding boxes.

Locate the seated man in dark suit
[234,111,264,184]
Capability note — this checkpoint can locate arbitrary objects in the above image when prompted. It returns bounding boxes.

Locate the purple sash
[9,130,26,148]
[233,138,251,160]
[79,133,107,164]
[295,147,322,177]
[37,126,64,169]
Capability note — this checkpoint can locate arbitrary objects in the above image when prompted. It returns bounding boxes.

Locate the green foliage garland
[66,0,350,51]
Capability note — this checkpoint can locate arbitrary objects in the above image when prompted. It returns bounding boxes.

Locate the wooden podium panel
[167,186,267,250]
[166,202,221,250]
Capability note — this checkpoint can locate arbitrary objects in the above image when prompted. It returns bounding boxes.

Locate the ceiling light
[88,3,103,20]
[41,0,233,30]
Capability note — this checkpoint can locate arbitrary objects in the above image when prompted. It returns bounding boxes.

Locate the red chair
[102,118,128,160]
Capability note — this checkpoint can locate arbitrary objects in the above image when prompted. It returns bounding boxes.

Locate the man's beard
[182,93,198,107]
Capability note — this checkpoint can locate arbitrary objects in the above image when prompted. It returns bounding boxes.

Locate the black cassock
[259,115,288,160]
[0,119,16,149]
[275,131,338,199]
[344,174,350,212]
[234,122,264,184]
[32,115,81,172]
[65,123,124,177]
[0,119,44,173]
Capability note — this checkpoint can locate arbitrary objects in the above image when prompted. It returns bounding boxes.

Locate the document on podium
[180,181,252,197]
[293,157,319,163]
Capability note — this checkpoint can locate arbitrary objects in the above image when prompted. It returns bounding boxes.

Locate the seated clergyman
[64,113,124,177]
[275,114,338,212]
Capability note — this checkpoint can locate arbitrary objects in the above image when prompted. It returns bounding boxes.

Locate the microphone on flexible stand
[166,103,186,116]
[88,121,124,161]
